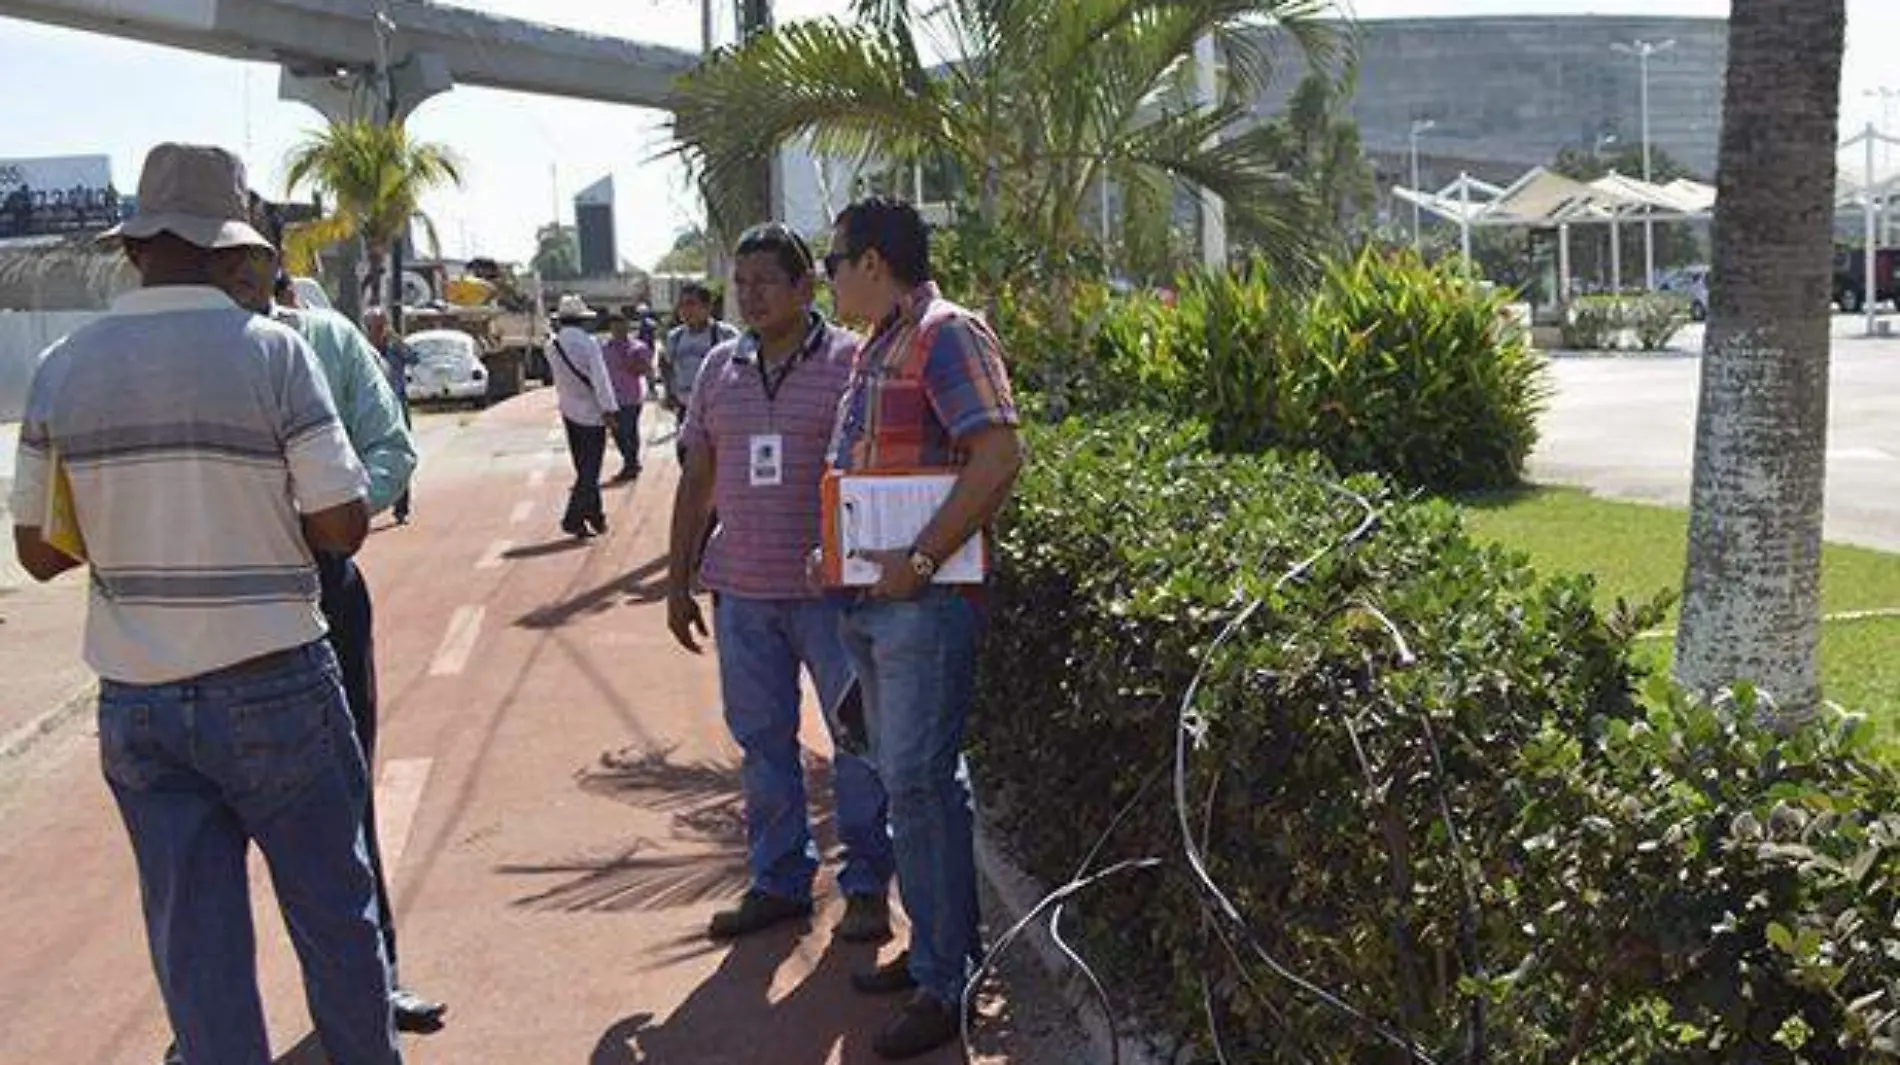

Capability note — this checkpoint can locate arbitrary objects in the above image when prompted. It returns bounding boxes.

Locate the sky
[0,0,1892,271]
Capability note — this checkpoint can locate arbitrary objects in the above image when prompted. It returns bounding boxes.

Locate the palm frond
[668,18,961,227]
[282,213,360,275]
[1115,105,1321,279]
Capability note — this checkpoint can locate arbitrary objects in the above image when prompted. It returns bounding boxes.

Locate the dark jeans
[563,417,607,527]
[317,553,399,973]
[102,642,400,1065]
[839,589,983,1004]
[609,406,643,473]
[393,397,412,520]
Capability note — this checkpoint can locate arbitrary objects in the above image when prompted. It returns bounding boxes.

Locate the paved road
[0,392,1085,1064]
[1532,319,1900,552]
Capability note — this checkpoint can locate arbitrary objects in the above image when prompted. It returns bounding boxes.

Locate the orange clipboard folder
[819,469,986,587]
[43,446,87,563]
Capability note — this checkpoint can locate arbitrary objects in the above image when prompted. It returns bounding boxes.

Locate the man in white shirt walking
[547,294,619,538]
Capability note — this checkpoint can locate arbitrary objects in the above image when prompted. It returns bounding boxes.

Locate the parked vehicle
[1658,265,1710,321]
[403,329,489,405]
[1832,247,1900,313]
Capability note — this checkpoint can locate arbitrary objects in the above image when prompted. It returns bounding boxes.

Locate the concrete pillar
[278,53,452,125]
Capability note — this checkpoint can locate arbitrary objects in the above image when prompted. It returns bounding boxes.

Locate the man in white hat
[9,144,401,1064]
[548,294,619,537]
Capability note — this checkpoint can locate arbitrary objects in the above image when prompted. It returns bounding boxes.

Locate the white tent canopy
[1392,166,1718,296]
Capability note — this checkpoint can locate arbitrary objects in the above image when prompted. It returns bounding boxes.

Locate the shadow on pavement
[514,554,672,629]
[501,538,597,562]
[589,926,895,1065]
[496,745,841,915]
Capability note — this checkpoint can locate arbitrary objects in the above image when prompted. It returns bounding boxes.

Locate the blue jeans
[713,595,894,902]
[99,641,400,1065]
[839,589,982,1005]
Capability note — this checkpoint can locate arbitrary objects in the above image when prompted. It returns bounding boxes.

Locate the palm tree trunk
[1673,0,1845,720]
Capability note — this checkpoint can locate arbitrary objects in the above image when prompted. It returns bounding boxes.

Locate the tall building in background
[574,175,617,277]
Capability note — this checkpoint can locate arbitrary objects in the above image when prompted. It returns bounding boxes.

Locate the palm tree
[1673,0,1846,720]
[284,119,463,325]
[667,0,1342,281]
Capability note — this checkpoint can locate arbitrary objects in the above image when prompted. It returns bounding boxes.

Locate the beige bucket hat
[100,143,273,250]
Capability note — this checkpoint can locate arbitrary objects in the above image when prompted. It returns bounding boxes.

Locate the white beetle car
[403,329,490,405]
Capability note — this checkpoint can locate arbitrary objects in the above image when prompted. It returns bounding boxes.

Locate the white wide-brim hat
[99,143,273,251]
[556,294,597,320]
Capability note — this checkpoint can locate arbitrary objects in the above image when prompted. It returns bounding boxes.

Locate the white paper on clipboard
[836,473,985,585]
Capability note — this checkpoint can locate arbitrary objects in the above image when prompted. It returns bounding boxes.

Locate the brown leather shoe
[872,991,962,1060]
[851,949,919,995]
[708,889,813,939]
[836,892,893,943]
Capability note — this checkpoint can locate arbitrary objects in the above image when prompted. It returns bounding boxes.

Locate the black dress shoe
[836,892,893,943]
[851,949,919,995]
[585,513,609,535]
[561,517,594,538]
[392,986,448,1033]
[708,889,813,939]
[872,991,962,1060]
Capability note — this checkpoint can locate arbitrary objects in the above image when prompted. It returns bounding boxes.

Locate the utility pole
[1195,34,1226,269]
[1613,38,1675,291]
[1409,118,1435,254]
[371,0,407,334]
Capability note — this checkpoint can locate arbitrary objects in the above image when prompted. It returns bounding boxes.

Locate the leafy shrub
[1627,293,1693,351]
[1183,249,1548,492]
[973,413,1900,1062]
[1562,296,1624,350]
[1560,295,1692,352]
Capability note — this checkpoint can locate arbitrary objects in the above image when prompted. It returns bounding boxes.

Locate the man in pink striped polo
[664,222,895,943]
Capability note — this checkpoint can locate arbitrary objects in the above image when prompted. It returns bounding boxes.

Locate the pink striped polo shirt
[680,314,859,599]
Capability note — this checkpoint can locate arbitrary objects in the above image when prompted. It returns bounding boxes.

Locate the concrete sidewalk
[0,390,1085,1064]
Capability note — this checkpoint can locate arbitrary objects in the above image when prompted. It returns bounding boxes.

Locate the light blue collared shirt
[275,305,418,515]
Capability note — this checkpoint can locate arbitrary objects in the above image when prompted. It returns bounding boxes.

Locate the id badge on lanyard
[749,433,785,487]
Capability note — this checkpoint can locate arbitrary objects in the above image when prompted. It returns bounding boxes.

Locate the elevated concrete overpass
[0,0,699,115]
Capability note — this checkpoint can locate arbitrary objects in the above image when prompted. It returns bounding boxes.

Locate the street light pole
[1868,87,1898,245]
[1409,118,1435,254]
[1613,38,1675,291]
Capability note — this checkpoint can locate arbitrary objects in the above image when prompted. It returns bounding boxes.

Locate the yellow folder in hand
[43,446,86,563]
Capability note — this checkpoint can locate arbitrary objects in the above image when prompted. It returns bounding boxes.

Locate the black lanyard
[753,317,826,404]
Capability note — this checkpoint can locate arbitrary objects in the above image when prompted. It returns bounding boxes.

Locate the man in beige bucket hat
[13,143,402,1065]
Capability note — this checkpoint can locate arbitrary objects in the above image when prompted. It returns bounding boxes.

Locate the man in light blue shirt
[273,300,416,513]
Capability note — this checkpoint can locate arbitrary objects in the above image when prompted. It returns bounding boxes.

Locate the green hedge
[973,414,1900,1061]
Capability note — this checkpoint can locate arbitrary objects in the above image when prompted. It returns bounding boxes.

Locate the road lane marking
[528,468,549,488]
[510,500,535,524]
[429,606,486,676]
[375,758,434,876]
[477,539,513,570]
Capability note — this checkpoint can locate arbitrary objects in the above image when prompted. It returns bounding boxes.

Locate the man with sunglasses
[666,222,896,945]
[820,197,1025,1060]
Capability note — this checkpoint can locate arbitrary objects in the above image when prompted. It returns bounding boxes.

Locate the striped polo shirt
[680,313,858,599]
[8,286,368,684]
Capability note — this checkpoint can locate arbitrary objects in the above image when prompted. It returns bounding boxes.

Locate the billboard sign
[0,156,129,237]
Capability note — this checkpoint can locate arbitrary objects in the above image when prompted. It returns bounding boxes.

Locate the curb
[0,679,95,764]
[973,810,1174,1065]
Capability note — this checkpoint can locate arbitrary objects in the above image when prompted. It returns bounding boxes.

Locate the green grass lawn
[1460,487,1900,732]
